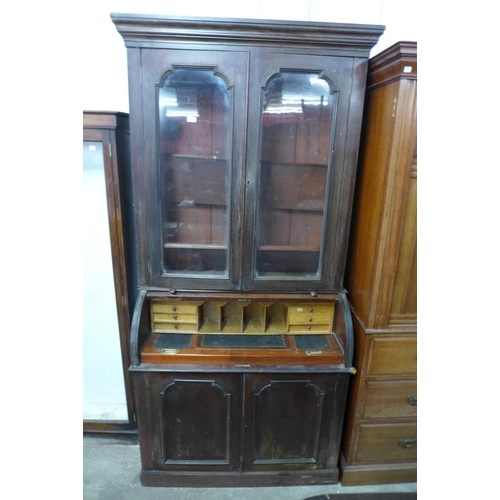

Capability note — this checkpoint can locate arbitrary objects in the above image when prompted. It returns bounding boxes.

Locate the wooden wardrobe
[340,41,417,485]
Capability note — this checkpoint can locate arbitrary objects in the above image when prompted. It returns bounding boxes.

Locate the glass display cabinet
[112,13,384,487]
[83,111,135,432]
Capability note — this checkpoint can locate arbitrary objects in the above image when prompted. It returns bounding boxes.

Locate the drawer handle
[408,396,417,405]
[398,438,417,448]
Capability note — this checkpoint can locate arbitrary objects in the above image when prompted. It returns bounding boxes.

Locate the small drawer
[363,380,417,419]
[288,324,331,333]
[151,302,200,315]
[354,422,417,464]
[153,322,197,333]
[153,313,198,324]
[288,304,333,314]
[367,336,417,375]
[288,312,333,324]
[287,303,334,329]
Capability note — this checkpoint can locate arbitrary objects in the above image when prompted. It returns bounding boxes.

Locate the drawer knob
[309,308,313,312]
[172,306,177,311]
[308,317,313,322]
[307,325,311,330]
[173,315,178,319]
[398,438,417,448]
[407,396,417,405]
[174,324,178,329]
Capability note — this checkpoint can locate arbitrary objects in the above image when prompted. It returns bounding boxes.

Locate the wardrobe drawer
[363,380,417,419]
[367,336,417,375]
[354,422,417,464]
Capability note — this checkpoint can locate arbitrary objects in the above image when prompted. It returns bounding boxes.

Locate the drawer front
[288,304,333,314]
[287,303,334,333]
[367,336,417,375]
[153,313,198,324]
[152,303,200,314]
[363,380,417,419]
[153,323,197,333]
[289,311,333,324]
[288,324,331,333]
[355,422,417,463]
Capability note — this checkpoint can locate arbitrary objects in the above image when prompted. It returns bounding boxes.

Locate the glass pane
[159,70,231,276]
[256,72,334,278]
[83,141,128,421]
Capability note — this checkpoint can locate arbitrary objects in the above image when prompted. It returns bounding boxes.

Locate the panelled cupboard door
[244,53,361,292]
[140,48,248,291]
[242,373,339,472]
[147,373,243,472]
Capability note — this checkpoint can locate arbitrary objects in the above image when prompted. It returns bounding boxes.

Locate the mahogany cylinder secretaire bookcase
[111,13,384,487]
[340,41,417,485]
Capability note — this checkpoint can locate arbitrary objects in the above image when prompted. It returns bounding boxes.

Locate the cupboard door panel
[243,374,329,470]
[389,174,417,325]
[149,373,242,471]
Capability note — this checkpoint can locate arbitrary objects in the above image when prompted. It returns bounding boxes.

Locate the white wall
[82,0,418,112]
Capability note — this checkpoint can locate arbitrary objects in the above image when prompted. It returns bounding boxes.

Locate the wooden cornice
[83,111,129,129]
[111,13,385,55]
[367,41,417,89]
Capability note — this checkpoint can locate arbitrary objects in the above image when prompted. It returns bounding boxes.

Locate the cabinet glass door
[243,53,355,292]
[255,71,334,279]
[159,69,231,277]
[141,48,247,290]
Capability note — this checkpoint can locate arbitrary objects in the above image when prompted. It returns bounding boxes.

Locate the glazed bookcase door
[243,53,358,292]
[140,49,248,290]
